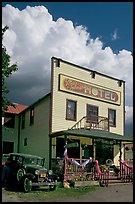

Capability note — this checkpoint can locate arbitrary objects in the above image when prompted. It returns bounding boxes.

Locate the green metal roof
[9,153,43,159]
[50,129,133,142]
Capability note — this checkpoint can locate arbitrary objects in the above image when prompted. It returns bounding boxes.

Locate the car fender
[20,173,35,181]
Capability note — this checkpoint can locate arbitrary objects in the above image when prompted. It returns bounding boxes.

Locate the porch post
[123,143,126,160]
[119,141,122,177]
[64,135,67,181]
[92,139,96,159]
[119,141,122,160]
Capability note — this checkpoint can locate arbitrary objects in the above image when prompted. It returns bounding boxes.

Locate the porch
[50,116,133,187]
[50,128,132,165]
[51,157,133,188]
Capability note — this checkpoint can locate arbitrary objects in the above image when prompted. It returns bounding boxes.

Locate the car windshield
[23,157,44,166]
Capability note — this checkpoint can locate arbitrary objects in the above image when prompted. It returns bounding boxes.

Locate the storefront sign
[60,74,121,105]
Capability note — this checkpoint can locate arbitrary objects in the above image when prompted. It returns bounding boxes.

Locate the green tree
[2,26,18,116]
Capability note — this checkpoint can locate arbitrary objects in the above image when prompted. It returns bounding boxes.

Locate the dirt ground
[53,184,133,202]
[2,183,133,202]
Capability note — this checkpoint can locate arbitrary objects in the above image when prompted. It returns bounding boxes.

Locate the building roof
[5,103,28,114]
[9,153,44,159]
[50,129,133,142]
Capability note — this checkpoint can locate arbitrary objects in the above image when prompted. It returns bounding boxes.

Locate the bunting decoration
[63,142,68,159]
[71,157,93,167]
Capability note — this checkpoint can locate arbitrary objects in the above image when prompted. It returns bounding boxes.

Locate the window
[108,109,116,127]
[87,104,98,122]
[4,114,15,128]
[24,138,27,146]
[30,108,34,125]
[66,99,77,121]
[2,141,14,154]
[21,113,25,129]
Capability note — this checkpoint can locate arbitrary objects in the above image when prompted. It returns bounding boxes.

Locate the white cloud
[2,4,133,124]
[111,29,119,40]
[125,106,133,125]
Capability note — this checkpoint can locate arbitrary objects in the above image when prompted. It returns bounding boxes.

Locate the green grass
[5,185,100,202]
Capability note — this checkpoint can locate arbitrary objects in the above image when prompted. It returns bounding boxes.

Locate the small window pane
[109,109,116,127]
[87,105,98,122]
[30,108,34,125]
[21,113,25,129]
[24,138,27,146]
[66,100,77,121]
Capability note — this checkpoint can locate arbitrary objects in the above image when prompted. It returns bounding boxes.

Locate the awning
[50,129,133,142]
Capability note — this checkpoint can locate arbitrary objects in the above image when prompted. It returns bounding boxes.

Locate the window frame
[21,113,25,129]
[66,99,77,121]
[4,114,15,128]
[108,108,116,127]
[86,104,98,123]
[30,107,34,126]
[24,138,27,146]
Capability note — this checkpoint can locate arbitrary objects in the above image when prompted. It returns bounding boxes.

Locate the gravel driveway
[2,183,133,202]
[58,184,133,202]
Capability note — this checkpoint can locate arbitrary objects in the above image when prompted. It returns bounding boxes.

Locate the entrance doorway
[96,142,113,164]
[82,145,93,159]
[56,138,80,158]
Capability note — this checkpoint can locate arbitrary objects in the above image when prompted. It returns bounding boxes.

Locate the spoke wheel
[23,177,32,193]
[17,169,25,181]
[49,185,56,191]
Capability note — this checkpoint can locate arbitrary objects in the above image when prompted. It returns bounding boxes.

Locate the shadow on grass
[3,184,57,193]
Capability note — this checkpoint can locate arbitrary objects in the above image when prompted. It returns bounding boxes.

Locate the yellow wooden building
[50,57,132,167]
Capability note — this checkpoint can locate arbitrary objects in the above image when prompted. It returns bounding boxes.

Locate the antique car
[4,153,58,192]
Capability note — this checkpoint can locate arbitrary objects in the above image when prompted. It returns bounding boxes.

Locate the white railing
[70,115,109,131]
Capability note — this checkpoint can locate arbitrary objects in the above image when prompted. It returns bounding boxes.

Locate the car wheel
[49,185,56,191]
[17,169,25,181]
[23,177,32,193]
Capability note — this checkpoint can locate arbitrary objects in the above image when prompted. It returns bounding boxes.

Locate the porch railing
[63,158,95,181]
[70,115,109,131]
[63,158,109,187]
[119,159,133,182]
[51,158,133,187]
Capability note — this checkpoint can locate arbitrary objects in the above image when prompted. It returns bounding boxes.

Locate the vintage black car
[3,153,58,192]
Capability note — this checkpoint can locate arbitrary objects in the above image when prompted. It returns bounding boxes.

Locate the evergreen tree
[2,26,18,115]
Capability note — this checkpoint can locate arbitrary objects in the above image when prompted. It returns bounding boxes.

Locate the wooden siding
[51,59,124,135]
[19,95,50,168]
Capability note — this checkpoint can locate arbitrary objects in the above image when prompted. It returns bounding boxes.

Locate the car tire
[23,177,32,193]
[49,185,56,191]
[17,168,25,181]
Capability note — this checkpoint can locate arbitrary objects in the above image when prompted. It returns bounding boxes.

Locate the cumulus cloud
[2,5,133,125]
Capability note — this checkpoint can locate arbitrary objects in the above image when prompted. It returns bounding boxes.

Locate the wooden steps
[104,173,132,186]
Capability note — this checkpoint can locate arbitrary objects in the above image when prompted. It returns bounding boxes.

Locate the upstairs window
[4,114,15,128]
[30,108,34,125]
[87,104,98,123]
[66,99,77,121]
[24,138,27,146]
[21,113,25,129]
[108,109,116,127]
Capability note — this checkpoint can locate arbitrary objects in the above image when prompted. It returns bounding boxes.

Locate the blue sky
[2,2,133,135]
[2,2,133,53]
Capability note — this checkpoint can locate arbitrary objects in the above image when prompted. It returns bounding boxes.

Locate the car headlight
[35,170,40,175]
[48,170,53,175]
